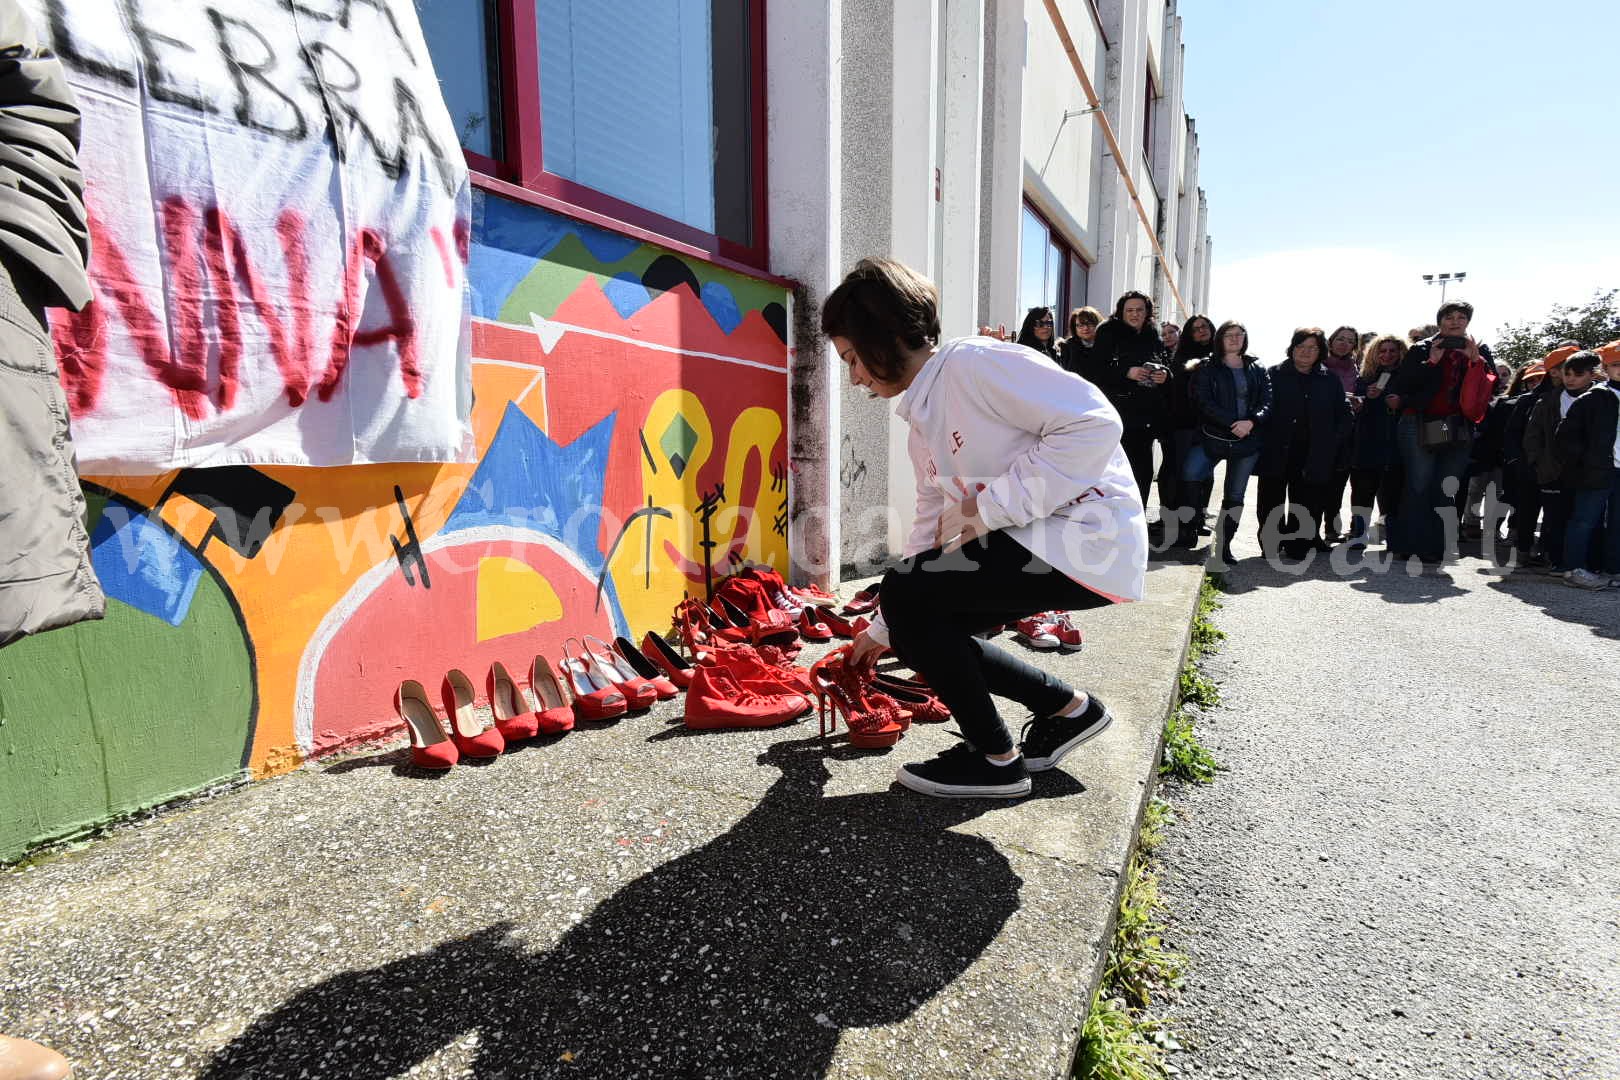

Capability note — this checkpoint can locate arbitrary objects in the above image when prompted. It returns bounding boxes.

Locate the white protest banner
[27,0,475,472]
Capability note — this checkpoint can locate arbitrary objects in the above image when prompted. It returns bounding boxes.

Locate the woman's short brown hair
[1068,306,1103,335]
[1286,326,1329,366]
[820,258,940,382]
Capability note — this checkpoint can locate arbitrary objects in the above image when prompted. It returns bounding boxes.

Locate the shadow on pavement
[203,734,1081,1079]
[1482,574,1620,641]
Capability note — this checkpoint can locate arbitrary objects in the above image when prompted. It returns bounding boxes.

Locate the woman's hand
[1464,335,1482,364]
[1149,367,1170,385]
[1125,366,1147,382]
[849,628,886,671]
[936,494,986,553]
[1385,393,1402,411]
[1366,384,1383,399]
[1230,419,1254,438]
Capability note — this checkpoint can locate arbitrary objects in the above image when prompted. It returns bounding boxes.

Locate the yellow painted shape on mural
[477,556,564,641]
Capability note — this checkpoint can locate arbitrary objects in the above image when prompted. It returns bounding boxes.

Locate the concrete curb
[0,560,1210,1080]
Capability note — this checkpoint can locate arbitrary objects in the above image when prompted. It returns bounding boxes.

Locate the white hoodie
[867,336,1147,643]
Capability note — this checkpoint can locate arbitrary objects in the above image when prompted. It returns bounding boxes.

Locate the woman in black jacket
[1057,305,1102,376]
[1165,314,1217,546]
[1183,321,1271,567]
[1257,328,1354,559]
[1083,291,1171,529]
[1347,334,1405,546]
[1014,306,1059,360]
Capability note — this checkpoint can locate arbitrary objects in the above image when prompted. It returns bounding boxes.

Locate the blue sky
[1179,0,1620,356]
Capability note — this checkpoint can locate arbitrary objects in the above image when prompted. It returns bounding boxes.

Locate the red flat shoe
[613,635,680,699]
[527,654,576,734]
[440,669,506,758]
[559,640,629,722]
[814,605,870,640]
[841,582,881,616]
[487,661,541,742]
[640,630,695,688]
[394,680,458,769]
[797,606,834,642]
[684,666,807,730]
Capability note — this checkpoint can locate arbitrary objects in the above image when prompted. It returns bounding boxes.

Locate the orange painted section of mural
[72,190,791,776]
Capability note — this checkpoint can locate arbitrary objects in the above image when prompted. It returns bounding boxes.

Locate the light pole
[1421,271,1468,305]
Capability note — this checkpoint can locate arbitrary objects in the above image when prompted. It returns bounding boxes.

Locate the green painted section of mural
[0,497,255,863]
[497,232,785,326]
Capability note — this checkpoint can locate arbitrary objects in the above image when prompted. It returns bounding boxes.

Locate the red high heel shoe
[841,582,881,615]
[808,647,907,748]
[640,630,695,688]
[584,635,659,709]
[560,640,629,721]
[528,654,577,734]
[394,680,458,769]
[871,676,950,723]
[713,594,798,648]
[440,669,506,758]
[797,605,834,642]
[612,636,680,699]
[813,605,870,640]
[487,661,541,742]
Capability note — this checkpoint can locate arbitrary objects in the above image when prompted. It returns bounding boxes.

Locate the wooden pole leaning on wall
[1040,0,1191,320]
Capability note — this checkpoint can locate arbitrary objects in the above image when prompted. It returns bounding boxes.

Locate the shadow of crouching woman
[202,735,1082,1079]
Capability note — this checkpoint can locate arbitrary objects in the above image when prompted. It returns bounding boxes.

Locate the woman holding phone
[1081,292,1171,534]
[825,259,1146,799]
[1347,334,1405,547]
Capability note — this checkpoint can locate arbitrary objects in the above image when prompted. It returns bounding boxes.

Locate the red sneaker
[740,565,805,615]
[1012,614,1061,650]
[684,666,808,729]
[1046,611,1083,653]
[702,642,814,696]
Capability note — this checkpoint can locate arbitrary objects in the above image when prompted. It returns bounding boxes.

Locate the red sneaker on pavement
[1046,611,1083,653]
[684,666,808,730]
[1012,614,1061,650]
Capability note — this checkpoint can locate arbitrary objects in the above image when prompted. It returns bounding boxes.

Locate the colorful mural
[0,191,790,862]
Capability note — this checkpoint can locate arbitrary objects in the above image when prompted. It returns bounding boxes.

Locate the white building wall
[1020,0,1108,266]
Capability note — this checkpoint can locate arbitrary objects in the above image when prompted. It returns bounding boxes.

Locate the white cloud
[1209,247,1620,362]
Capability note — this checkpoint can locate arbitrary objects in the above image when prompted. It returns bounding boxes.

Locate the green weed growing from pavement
[1072,798,1186,1080]
[1160,576,1225,783]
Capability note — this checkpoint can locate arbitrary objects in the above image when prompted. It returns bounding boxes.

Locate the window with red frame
[416,0,766,268]
[1019,202,1090,321]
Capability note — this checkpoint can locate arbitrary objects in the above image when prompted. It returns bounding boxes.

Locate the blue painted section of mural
[89,505,204,626]
[442,403,628,634]
[700,281,743,333]
[603,272,653,318]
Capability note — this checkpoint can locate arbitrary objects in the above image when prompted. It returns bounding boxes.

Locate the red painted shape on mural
[321,228,422,401]
[430,225,455,288]
[307,535,614,757]
[154,197,212,419]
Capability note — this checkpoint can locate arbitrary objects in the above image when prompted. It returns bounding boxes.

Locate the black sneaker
[1020,695,1113,772]
[896,739,1031,799]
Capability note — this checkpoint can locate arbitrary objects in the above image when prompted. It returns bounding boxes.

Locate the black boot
[1213,500,1241,569]
[1176,481,1212,548]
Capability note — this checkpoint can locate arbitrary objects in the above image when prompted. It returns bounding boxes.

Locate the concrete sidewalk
[0,561,1205,1080]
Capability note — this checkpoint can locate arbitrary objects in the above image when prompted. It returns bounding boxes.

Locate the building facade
[4,0,1211,860]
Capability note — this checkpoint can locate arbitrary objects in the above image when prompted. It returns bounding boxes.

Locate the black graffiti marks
[390,484,431,588]
[41,0,458,197]
[840,434,869,492]
[771,460,788,537]
[208,9,309,140]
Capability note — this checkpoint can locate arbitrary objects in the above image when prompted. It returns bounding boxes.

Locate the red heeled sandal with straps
[808,646,908,748]
[870,676,950,723]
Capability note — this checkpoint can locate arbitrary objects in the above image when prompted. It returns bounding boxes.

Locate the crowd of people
[985,297,1620,586]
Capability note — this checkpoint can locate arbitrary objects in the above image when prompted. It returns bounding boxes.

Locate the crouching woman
[826,258,1147,799]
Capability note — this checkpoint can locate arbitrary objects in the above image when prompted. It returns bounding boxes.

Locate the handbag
[1418,415,1469,449]
[1199,423,1240,459]
[1458,355,1495,423]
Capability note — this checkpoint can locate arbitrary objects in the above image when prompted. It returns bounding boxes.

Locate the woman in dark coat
[1183,321,1271,567]
[1082,291,1170,527]
[1256,328,1354,558]
[1014,306,1059,360]
[1166,314,1217,546]
[1347,333,1405,546]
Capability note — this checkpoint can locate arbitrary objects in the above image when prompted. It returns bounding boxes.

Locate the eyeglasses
[1035,319,1054,327]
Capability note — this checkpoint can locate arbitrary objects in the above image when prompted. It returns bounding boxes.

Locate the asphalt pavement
[1156,538,1620,1079]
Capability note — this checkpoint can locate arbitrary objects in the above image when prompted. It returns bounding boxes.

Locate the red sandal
[808,646,908,748]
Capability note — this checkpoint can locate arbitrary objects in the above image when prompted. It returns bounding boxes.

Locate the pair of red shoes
[684,641,813,730]
[393,661,563,770]
[558,636,682,720]
[807,647,950,748]
[1012,611,1083,652]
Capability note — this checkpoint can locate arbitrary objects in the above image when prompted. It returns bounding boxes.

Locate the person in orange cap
[1501,351,1568,565]
[1596,340,1620,383]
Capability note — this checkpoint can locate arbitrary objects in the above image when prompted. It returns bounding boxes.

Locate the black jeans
[1256,440,1325,551]
[1349,466,1396,524]
[1121,427,1157,511]
[879,531,1113,756]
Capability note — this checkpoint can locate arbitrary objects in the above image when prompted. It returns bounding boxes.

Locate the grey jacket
[0,0,102,648]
